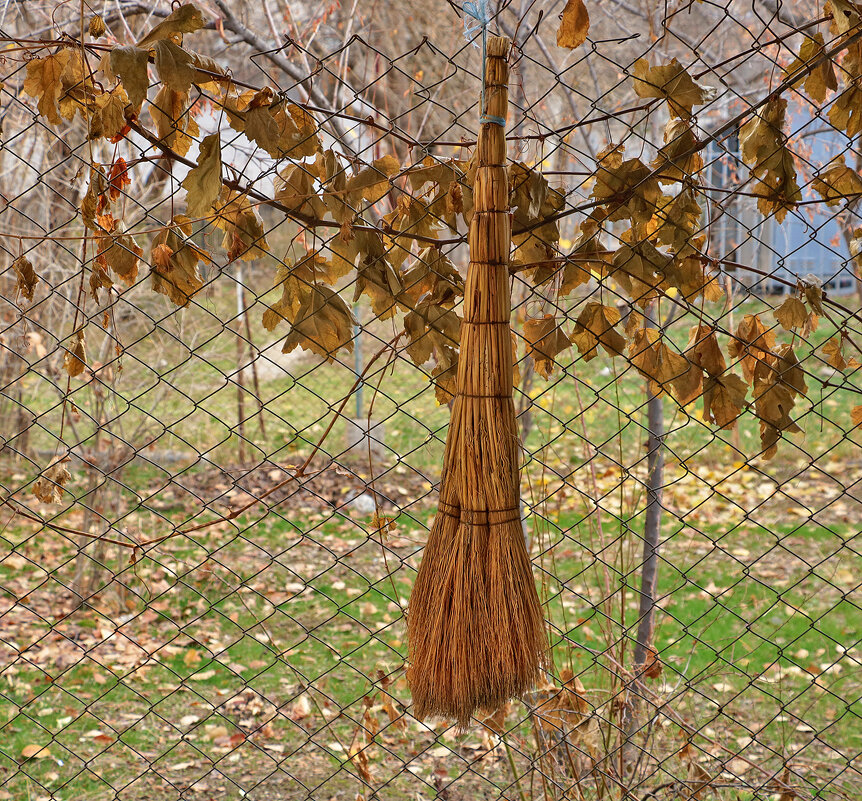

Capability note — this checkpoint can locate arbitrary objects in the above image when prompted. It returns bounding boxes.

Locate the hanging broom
[407,34,546,726]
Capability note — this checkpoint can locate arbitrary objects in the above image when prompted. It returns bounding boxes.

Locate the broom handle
[460,35,512,397]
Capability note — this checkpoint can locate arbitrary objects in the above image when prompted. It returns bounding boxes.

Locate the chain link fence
[0,1,860,799]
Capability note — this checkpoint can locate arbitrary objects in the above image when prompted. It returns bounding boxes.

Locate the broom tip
[407,517,546,727]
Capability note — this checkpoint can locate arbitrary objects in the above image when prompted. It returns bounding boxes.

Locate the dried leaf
[431,346,458,404]
[820,335,847,370]
[182,132,222,218]
[90,264,113,303]
[652,119,704,184]
[12,256,38,301]
[346,154,400,203]
[510,163,558,228]
[750,149,801,223]
[31,457,71,504]
[235,89,321,158]
[150,215,211,306]
[559,218,606,294]
[827,0,862,34]
[244,99,280,151]
[383,195,441,266]
[524,315,570,378]
[629,327,696,400]
[108,46,150,112]
[801,273,825,318]
[466,704,504,743]
[262,255,338,331]
[64,330,87,377]
[570,302,625,361]
[812,156,862,207]
[611,239,670,306]
[353,247,404,320]
[213,187,269,261]
[81,163,108,231]
[534,686,584,734]
[740,97,785,167]
[739,97,800,221]
[556,0,590,49]
[149,85,199,157]
[513,219,562,274]
[406,156,469,191]
[775,343,808,398]
[404,300,461,366]
[640,328,703,406]
[632,58,714,118]
[88,15,107,38]
[560,669,590,716]
[663,255,725,303]
[784,33,837,103]
[508,162,565,284]
[381,696,404,729]
[401,247,464,307]
[313,149,353,225]
[20,744,51,760]
[685,758,714,800]
[773,296,808,331]
[592,144,662,224]
[703,374,748,429]
[754,367,802,459]
[641,646,663,678]
[654,187,702,256]
[851,405,862,427]
[349,740,373,783]
[108,159,132,205]
[153,39,198,93]
[405,156,471,231]
[276,163,327,219]
[672,358,704,406]
[282,285,356,362]
[54,51,92,123]
[728,314,775,384]
[338,229,405,320]
[289,694,312,721]
[281,103,321,159]
[137,3,205,48]
[686,325,726,377]
[96,230,142,285]
[23,50,72,125]
[88,85,129,141]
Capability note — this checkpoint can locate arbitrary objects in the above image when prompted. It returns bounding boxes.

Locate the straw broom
[407,34,546,726]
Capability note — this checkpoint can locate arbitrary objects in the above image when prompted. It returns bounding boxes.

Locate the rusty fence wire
[0,1,861,800]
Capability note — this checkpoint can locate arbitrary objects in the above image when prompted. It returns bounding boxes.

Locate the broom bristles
[409,509,545,724]
[407,34,545,727]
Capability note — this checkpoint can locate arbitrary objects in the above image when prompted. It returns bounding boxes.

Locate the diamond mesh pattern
[0,2,860,800]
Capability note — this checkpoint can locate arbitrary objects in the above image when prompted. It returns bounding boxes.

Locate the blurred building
[704,105,858,297]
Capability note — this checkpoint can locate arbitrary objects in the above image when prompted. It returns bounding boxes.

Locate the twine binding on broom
[407,32,546,727]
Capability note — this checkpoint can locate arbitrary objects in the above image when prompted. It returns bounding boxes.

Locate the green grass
[4,493,859,797]
[9,275,862,487]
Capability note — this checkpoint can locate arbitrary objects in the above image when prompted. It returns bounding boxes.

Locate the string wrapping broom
[407,34,546,726]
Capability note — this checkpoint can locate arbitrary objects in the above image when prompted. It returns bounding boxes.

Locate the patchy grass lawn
[1,460,859,800]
